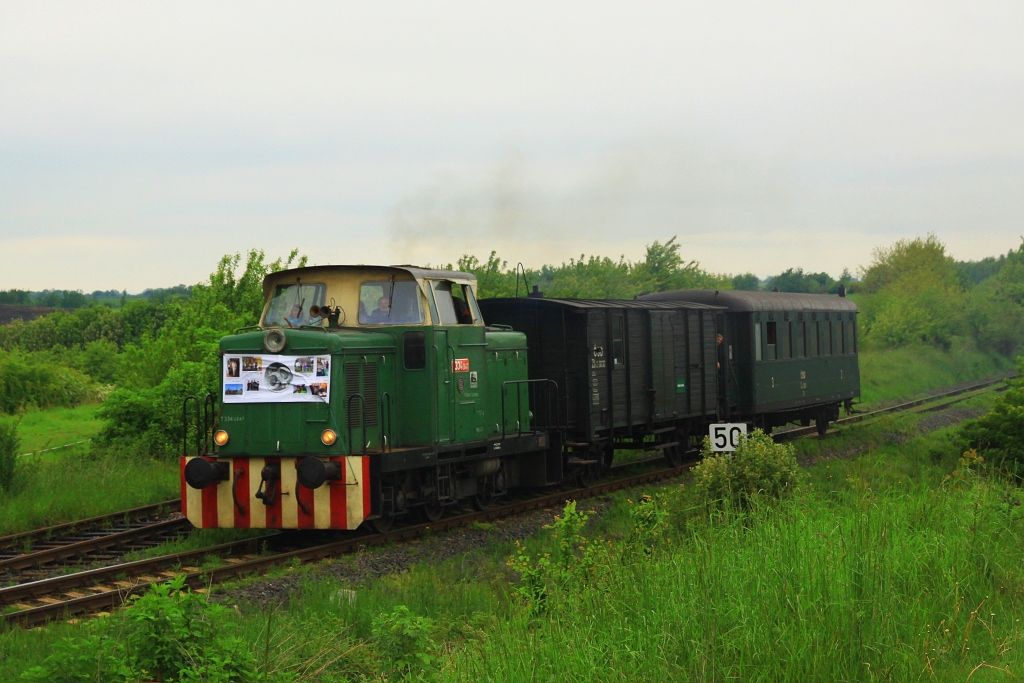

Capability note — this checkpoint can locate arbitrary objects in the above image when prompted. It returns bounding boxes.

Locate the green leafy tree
[765,267,837,293]
[99,250,305,455]
[857,235,966,348]
[731,272,761,290]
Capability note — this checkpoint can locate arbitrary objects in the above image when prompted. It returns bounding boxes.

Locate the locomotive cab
[182,265,544,531]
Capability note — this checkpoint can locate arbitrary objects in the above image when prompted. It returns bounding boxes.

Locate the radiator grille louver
[345,362,378,428]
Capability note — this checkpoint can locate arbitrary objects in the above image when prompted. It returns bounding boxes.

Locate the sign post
[708,423,748,452]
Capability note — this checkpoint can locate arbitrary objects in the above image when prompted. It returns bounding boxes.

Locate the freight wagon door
[648,311,678,421]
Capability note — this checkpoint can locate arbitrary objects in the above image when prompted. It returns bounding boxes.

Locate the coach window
[822,320,832,356]
[847,320,856,354]
[754,321,762,362]
[766,321,777,361]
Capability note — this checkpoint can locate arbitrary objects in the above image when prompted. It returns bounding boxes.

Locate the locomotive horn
[296,456,342,489]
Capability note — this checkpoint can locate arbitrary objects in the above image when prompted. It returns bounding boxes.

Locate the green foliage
[960,363,1024,474]
[452,235,726,303]
[0,350,98,414]
[856,234,969,348]
[964,241,1024,356]
[371,604,437,676]
[20,576,257,683]
[765,267,840,294]
[0,420,19,491]
[693,429,803,508]
[625,492,669,555]
[508,501,603,615]
[98,250,303,455]
[730,272,761,290]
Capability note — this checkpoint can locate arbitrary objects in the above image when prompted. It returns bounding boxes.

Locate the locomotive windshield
[359,280,423,324]
[264,283,326,328]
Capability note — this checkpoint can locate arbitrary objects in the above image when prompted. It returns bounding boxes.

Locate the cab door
[430,281,487,444]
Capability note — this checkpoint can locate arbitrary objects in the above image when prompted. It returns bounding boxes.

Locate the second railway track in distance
[1,375,1008,627]
[0,499,189,586]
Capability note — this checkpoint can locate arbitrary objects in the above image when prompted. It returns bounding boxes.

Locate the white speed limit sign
[709,423,747,452]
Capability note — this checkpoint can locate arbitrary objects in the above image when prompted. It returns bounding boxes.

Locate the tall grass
[0,446,179,535]
[441,477,1024,681]
[858,344,1011,406]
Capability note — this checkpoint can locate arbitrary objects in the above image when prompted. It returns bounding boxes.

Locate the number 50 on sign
[709,423,747,452]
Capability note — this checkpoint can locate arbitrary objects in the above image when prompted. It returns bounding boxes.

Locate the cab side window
[432,281,475,325]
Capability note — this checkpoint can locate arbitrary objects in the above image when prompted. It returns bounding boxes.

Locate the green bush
[0,420,19,491]
[507,501,603,615]
[20,576,258,683]
[0,351,98,414]
[693,429,803,508]
[371,605,437,677]
[960,362,1024,475]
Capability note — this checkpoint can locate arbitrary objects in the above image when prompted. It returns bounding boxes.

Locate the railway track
[1,465,685,627]
[1,374,1009,627]
[0,500,189,587]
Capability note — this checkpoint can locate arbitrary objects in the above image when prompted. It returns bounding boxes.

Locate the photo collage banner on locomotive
[223,354,331,403]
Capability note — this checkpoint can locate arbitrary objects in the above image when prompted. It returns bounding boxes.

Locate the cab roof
[263,264,477,291]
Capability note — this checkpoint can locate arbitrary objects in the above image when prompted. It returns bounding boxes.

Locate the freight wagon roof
[480,297,722,311]
[638,289,857,313]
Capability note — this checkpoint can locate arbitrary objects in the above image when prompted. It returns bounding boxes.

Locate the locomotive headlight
[213,429,230,447]
[320,429,338,446]
[264,328,286,353]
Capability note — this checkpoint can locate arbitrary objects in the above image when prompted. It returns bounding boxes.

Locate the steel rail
[0,518,190,574]
[0,498,182,554]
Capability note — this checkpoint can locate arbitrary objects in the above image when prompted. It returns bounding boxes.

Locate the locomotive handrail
[346,393,368,455]
[380,392,393,453]
[500,378,559,439]
[181,394,217,457]
[203,393,216,455]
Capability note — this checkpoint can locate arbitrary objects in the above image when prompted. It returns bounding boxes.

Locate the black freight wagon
[479,298,721,469]
[640,289,860,434]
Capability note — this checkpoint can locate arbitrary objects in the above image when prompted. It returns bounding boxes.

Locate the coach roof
[638,289,857,313]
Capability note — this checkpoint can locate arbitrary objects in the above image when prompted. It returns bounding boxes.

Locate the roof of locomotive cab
[480,297,722,311]
[263,264,477,293]
[637,289,857,313]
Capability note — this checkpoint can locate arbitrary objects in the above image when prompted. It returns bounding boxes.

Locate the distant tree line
[0,285,192,309]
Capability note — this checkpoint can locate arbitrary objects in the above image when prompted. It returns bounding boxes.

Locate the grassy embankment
[1,346,1020,680]
[0,403,179,536]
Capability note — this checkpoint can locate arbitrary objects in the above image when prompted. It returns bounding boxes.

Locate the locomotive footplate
[377,432,550,473]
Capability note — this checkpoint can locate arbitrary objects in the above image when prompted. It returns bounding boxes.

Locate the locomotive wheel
[473,488,494,511]
[369,515,395,533]
[421,500,444,522]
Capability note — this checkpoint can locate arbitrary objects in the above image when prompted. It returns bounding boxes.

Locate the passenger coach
[640,289,860,434]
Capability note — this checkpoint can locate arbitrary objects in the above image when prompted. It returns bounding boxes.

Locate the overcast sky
[2,1,1022,292]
